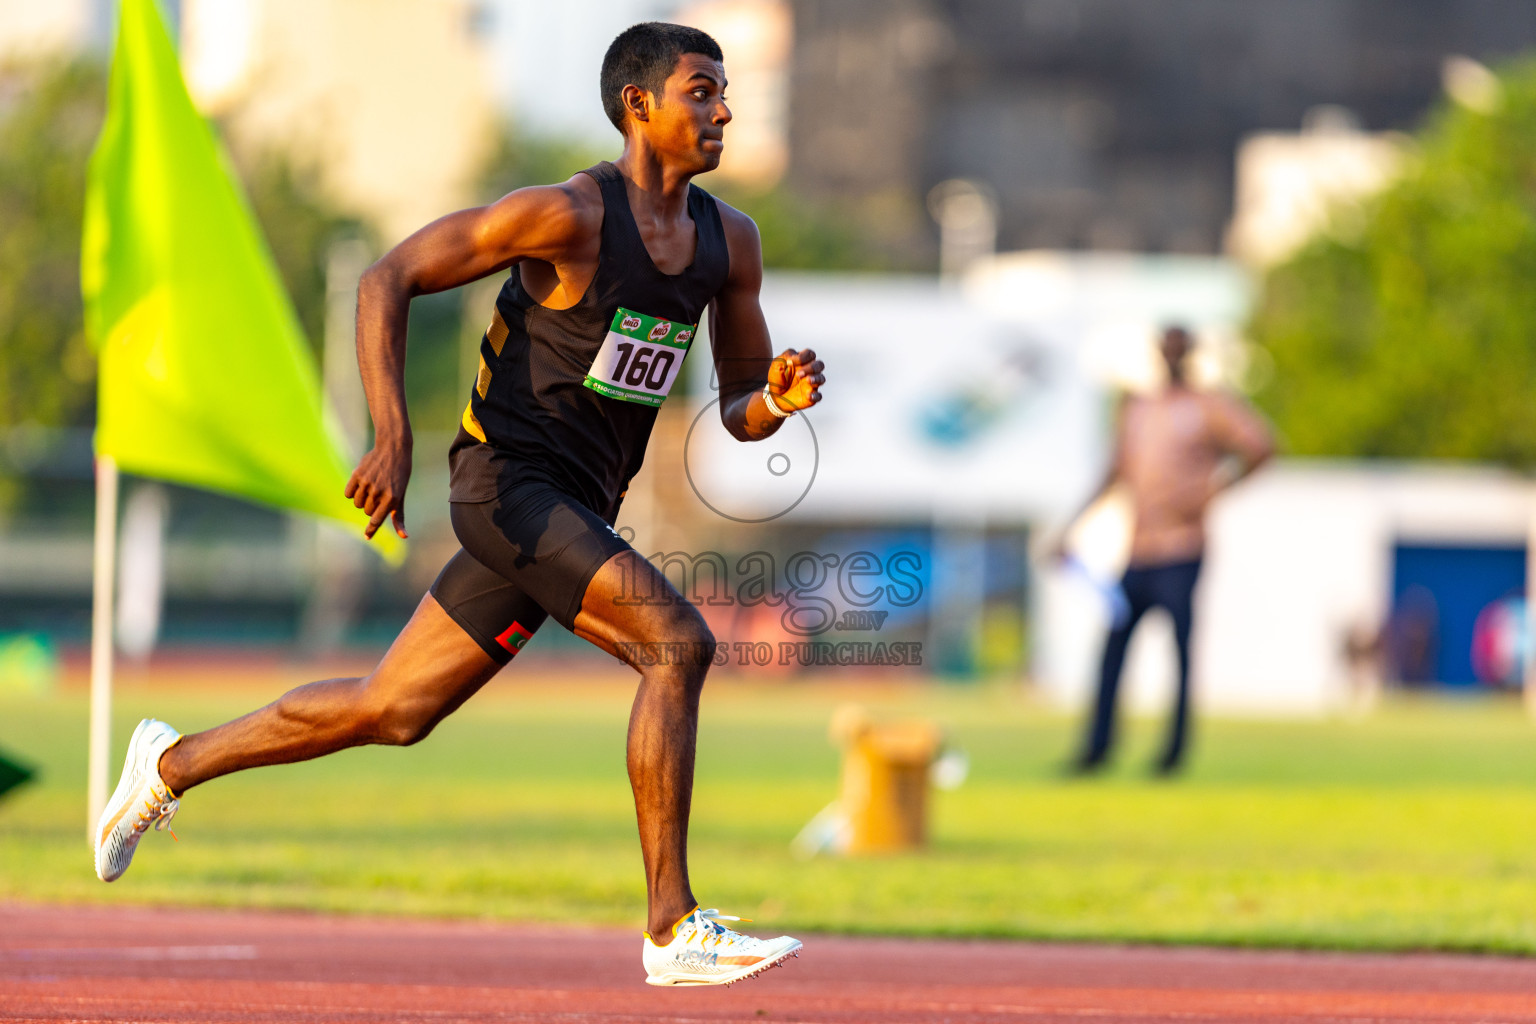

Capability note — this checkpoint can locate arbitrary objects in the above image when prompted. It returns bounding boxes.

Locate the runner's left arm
[708,201,825,442]
[347,181,600,539]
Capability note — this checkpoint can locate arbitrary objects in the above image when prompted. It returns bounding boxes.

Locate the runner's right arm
[345,180,603,539]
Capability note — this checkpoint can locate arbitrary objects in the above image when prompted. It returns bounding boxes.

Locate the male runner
[1056,326,1271,775]
[94,22,824,987]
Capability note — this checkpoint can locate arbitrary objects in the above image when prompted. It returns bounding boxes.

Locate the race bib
[582,307,695,407]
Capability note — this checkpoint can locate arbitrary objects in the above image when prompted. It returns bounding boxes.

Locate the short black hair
[601,22,723,134]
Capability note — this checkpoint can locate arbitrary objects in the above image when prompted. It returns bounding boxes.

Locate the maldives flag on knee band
[496,622,534,657]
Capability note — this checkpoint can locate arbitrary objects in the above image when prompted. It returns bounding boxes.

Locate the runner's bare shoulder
[709,195,762,280]
[489,172,605,263]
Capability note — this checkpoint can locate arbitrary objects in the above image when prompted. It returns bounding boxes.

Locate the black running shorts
[430,480,633,664]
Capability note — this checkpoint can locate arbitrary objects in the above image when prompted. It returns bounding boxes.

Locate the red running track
[3,903,1535,1023]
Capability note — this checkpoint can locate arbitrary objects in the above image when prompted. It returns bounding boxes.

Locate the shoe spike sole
[720,947,800,987]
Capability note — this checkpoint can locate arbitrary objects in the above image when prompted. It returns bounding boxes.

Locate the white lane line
[1,945,258,961]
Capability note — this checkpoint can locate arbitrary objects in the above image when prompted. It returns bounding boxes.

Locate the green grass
[5,674,1536,953]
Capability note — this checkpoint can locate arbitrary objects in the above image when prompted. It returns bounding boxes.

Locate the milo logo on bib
[583,306,696,407]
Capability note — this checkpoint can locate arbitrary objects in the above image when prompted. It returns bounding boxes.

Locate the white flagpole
[87,453,119,841]
[1526,506,1536,719]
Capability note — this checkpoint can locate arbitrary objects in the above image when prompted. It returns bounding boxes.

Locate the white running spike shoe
[643,907,802,987]
[94,718,182,882]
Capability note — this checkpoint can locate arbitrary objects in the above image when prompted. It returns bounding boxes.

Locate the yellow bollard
[829,705,941,854]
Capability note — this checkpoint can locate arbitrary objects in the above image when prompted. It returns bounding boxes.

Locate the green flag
[81,0,397,558]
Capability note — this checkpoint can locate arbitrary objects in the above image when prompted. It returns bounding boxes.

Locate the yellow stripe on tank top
[487,308,510,356]
[476,355,492,399]
[461,401,486,442]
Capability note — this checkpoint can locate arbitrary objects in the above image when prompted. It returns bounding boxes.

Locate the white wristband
[762,383,794,419]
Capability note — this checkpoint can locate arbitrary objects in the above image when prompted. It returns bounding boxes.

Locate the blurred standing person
[1056,326,1273,776]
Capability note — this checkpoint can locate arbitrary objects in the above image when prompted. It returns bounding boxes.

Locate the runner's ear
[621,84,650,125]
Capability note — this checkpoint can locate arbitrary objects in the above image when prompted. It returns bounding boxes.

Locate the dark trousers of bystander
[1075,557,1203,775]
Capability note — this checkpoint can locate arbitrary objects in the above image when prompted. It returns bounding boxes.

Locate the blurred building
[181,0,499,242]
[784,0,1536,266]
[488,0,666,143]
[1226,56,1508,267]
[0,0,104,60]
[674,0,792,187]
[1225,106,1404,268]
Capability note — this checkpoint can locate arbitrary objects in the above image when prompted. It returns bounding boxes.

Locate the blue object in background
[1390,544,1526,686]
[1061,553,1131,628]
[813,529,934,631]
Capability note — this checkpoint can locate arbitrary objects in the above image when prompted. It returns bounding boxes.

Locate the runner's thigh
[429,547,551,665]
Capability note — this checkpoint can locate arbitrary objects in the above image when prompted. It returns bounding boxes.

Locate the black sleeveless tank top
[448,162,730,521]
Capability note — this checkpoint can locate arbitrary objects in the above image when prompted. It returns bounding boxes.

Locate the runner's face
[649,53,731,171]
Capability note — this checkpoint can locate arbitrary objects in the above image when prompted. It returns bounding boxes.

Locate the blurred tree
[0,59,105,435]
[711,181,890,271]
[0,58,359,505]
[1250,59,1536,467]
[239,152,368,357]
[478,129,607,201]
